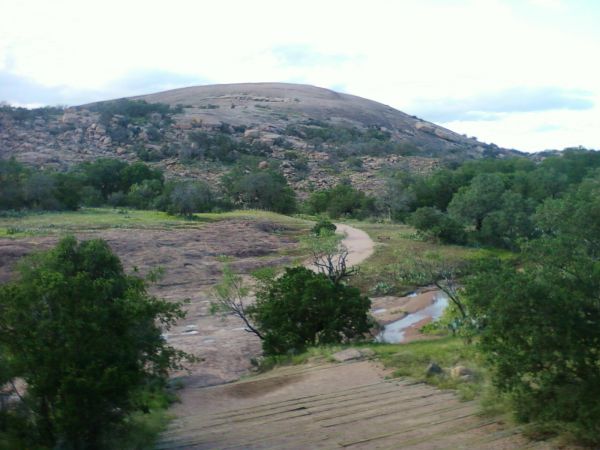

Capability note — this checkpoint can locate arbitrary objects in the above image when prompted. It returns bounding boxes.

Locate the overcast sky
[1,0,599,152]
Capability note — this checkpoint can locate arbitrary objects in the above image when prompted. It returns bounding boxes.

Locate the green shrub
[409,207,466,244]
[311,218,336,235]
[222,168,296,214]
[306,181,377,219]
[249,267,371,355]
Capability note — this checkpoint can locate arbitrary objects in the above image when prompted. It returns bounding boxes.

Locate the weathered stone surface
[450,365,474,380]
[332,348,375,363]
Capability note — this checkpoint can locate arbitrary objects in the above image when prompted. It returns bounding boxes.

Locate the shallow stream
[376,291,449,343]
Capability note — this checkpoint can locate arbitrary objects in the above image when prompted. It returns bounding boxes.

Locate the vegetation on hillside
[87,99,182,145]
[0,157,296,216]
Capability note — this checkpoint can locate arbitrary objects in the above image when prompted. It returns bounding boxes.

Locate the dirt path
[335,223,375,267]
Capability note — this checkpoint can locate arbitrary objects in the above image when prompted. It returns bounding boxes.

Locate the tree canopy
[0,236,188,449]
[249,267,372,355]
[464,174,600,444]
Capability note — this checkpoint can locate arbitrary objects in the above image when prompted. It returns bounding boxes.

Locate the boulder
[244,129,261,139]
[450,365,473,380]
[425,362,443,376]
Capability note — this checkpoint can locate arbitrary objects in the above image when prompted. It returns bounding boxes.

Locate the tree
[249,267,371,355]
[224,170,296,214]
[23,172,60,210]
[78,158,129,199]
[303,228,356,285]
[306,181,376,219]
[380,175,416,221]
[447,173,506,231]
[211,264,264,340]
[0,237,188,449]
[127,179,164,210]
[479,191,536,249]
[409,207,466,244]
[166,180,214,217]
[0,158,28,210]
[311,218,336,236]
[464,177,600,443]
[465,250,600,443]
[119,162,163,193]
[53,172,83,210]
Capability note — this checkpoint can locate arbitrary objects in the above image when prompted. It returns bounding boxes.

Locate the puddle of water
[376,292,448,343]
[372,308,387,315]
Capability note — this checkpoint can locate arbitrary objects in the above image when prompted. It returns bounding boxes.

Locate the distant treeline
[383,147,600,250]
[0,155,385,221]
[3,148,600,245]
[0,157,299,216]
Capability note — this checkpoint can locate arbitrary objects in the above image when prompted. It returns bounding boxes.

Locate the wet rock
[425,362,443,376]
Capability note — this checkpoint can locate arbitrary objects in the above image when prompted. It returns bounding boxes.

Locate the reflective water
[376,292,449,343]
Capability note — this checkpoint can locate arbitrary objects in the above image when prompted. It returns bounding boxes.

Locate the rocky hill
[0,83,521,195]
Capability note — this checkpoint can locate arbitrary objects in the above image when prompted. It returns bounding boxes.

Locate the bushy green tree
[448,173,506,231]
[306,181,376,219]
[0,237,188,449]
[127,179,164,210]
[78,158,129,199]
[249,267,371,355]
[53,172,83,210]
[479,191,536,249]
[120,161,163,192]
[0,158,29,209]
[409,207,466,244]
[165,180,214,217]
[465,176,600,443]
[311,218,336,235]
[224,169,296,214]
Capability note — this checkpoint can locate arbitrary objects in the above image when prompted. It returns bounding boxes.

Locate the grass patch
[362,337,485,400]
[0,208,312,237]
[266,337,502,406]
[349,221,497,295]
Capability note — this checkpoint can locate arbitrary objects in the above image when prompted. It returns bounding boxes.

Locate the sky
[1,0,599,152]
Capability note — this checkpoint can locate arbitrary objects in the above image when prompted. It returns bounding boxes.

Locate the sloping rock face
[0,83,520,195]
[156,360,536,449]
[134,82,500,155]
